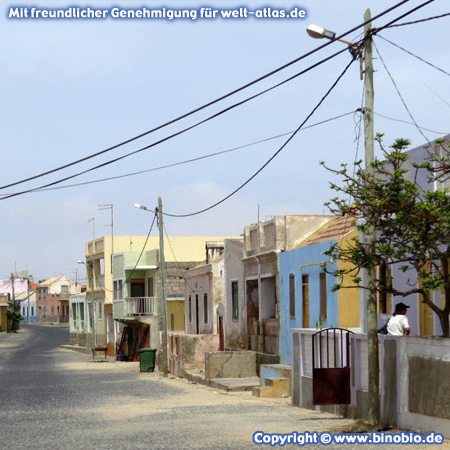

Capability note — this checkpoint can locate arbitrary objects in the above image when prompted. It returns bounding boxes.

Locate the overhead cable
[163,57,357,218]
[376,34,450,78]
[1,111,355,196]
[0,0,414,191]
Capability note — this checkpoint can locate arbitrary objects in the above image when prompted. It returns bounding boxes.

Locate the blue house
[17,289,37,323]
[279,216,359,365]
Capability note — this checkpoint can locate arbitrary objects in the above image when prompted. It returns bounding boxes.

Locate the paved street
[1,325,448,450]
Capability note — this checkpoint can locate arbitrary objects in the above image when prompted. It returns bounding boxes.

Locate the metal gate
[312,328,353,405]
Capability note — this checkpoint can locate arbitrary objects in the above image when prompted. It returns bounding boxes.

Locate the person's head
[394,302,410,315]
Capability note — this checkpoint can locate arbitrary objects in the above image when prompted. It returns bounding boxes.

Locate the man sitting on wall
[387,302,411,336]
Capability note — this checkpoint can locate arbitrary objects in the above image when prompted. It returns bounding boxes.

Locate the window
[189,295,192,323]
[204,293,208,324]
[148,278,154,297]
[320,272,327,321]
[98,301,103,320]
[61,285,69,295]
[71,303,77,329]
[231,281,239,321]
[289,274,296,318]
[31,306,34,316]
[113,280,123,300]
[302,275,310,328]
[377,264,392,314]
[51,306,54,315]
[23,307,26,316]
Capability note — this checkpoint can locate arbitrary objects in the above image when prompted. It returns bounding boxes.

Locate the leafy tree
[321,135,450,337]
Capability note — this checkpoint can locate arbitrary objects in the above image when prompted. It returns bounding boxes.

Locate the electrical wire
[373,41,432,146]
[374,112,448,134]
[163,56,357,218]
[376,34,450,78]
[381,11,450,28]
[1,111,356,196]
[371,0,437,34]
[0,46,353,201]
[0,0,414,192]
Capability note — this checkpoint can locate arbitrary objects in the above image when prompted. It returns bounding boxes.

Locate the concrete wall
[205,350,256,379]
[224,240,246,349]
[292,329,450,438]
[169,333,219,376]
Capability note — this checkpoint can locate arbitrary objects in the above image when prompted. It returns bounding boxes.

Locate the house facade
[36,276,80,324]
[69,293,88,347]
[108,236,234,361]
[357,135,450,336]
[242,215,332,357]
[17,287,37,323]
[279,215,359,365]
[0,293,9,332]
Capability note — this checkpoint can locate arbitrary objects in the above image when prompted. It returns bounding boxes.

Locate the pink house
[37,276,80,323]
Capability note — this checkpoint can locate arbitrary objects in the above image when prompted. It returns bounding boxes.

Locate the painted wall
[279,240,338,365]
[185,266,213,334]
[224,240,245,349]
[337,229,360,328]
[167,300,185,332]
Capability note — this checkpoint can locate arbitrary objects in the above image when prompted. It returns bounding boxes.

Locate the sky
[0,0,449,282]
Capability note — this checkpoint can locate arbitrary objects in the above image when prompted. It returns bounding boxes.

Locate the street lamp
[307,11,379,426]
[306,24,357,47]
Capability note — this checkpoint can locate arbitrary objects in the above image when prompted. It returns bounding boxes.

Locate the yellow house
[0,293,10,332]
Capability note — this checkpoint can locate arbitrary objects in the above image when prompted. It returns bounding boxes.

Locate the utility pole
[157,196,169,377]
[27,277,31,324]
[11,273,15,311]
[363,8,379,426]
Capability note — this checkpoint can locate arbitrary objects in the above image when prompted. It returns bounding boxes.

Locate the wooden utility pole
[363,8,380,426]
[157,196,169,377]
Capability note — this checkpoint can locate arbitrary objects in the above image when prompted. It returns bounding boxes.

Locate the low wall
[292,329,450,438]
[205,350,256,379]
[169,333,219,377]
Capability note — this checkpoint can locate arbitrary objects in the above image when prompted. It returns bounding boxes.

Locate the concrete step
[209,376,260,392]
[260,364,291,383]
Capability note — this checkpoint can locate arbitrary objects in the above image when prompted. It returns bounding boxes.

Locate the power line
[376,34,450,78]
[99,214,157,294]
[374,112,448,134]
[0,0,415,191]
[1,111,355,197]
[0,46,353,201]
[373,41,432,146]
[381,11,450,28]
[371,0,437,34]
[163,57,357,218]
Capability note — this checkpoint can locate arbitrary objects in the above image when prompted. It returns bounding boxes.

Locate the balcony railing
[124,297,156,317]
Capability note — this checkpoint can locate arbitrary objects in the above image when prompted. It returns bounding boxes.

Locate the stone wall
[205,351,256,379]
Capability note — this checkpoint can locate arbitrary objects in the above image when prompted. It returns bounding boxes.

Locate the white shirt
[387,314,410,336]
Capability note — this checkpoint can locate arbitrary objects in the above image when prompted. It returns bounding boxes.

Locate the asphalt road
[1,325,448,450]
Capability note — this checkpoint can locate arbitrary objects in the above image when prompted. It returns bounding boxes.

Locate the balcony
[124,297,156,317]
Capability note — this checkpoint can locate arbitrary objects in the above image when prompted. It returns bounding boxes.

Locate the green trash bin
[138,348,157,372]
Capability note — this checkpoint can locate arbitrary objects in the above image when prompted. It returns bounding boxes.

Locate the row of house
[0,274,82,331]
[67,136,447,376]
[70,209,439,368]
